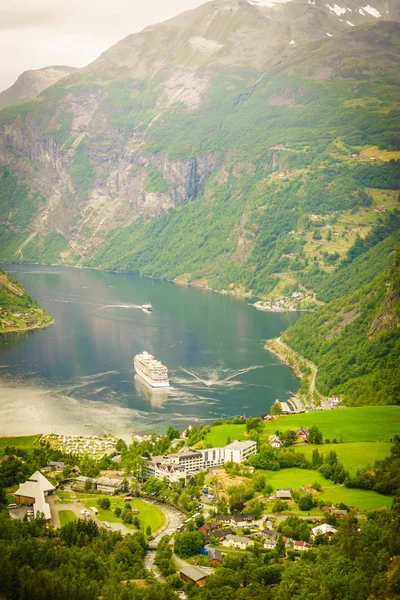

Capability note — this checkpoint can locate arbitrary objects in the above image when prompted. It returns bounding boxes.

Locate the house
[262,529,278,549]
[207,548,223,565]
[276,488,292,500]
[199,522,221,534]
[205,528,234,542]
[216,515,231,525]
[296,428,309,441]
[311,523,337,539]
[293,540,311,552]
[282,537,294,548]
[263,415,273,421]
[222,534,253,550]
[96,477,123,494]
[74,475,95,488]
[230,513,254,527]
[48,461,66,472]
[14,471,55,523]
[328,507,347,518]
[180,566,209,586]
[269,435,282,448]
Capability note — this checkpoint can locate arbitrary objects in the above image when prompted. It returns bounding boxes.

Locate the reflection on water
[134,375,169,407]
[0,264,301,436]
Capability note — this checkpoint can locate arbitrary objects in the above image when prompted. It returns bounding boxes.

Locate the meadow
[0,434,41,457]
[291,441,392,475]
[202,406,400,447]
[259,468,393,512]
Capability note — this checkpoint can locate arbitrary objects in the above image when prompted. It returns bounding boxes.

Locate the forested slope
[284,237,400,405]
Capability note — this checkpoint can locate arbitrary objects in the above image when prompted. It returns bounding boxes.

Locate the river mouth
[0,264,300,436]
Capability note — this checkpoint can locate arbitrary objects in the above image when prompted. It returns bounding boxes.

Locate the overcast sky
[0,0,206,92]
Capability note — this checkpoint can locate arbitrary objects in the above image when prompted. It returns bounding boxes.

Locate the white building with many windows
[145,439,257,482]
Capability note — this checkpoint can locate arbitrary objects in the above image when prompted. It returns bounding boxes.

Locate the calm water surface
[0,265,300,438]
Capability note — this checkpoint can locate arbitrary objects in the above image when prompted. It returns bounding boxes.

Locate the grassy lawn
[6,493,15,504]
[59,510,77,526]
[201,424,247,447]
[263,407,400,443]
[291,442,392,475]
[0,434,42,457]
[202,407,400,447]
[259,468,393,512]
[78,494,165,534]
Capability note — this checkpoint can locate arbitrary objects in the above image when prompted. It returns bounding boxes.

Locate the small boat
[141,302,153,311]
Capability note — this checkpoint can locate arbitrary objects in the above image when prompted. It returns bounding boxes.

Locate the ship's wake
[177,364,265,388]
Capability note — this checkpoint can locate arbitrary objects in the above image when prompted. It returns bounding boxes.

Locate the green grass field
[264,407,400,442]
[202,407,400,447]
[292,442,392,475]
[0,434,42,457]
[59,510,77,526]
[78,494,166,534]
[259,468,393,512]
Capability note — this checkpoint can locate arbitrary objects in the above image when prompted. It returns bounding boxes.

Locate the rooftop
[180,566,208,581]
[225,440,257,451]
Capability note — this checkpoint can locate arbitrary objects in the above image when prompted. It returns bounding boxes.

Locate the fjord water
[0,265,300,438]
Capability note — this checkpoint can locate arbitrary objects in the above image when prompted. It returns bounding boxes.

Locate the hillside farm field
[202,406,400,447]
[259,468,393,512]
[0,434,41,457]
[291,441,392,475]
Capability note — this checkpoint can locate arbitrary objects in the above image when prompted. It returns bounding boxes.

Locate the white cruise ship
[134,351,170,388]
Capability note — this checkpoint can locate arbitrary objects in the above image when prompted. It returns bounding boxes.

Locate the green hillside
[284,244,400,405]
[0,268,53,333]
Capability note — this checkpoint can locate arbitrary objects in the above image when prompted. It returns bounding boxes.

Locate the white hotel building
[145,440,257,482]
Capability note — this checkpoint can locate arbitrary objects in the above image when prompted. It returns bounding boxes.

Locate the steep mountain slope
[0,268,53,333]
[0,0,398,303]
[0,66,78,110]
[283,237,400,405]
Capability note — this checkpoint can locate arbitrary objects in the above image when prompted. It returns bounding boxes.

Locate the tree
[98,497,111,510]
[271,403,282,416]
[246,417,264,434]
[116,438,128,453]
[114,507,122,517]
[146,525,152,536]
[253,473,266,492]
[280,430,297,447]
[308,425,323,444]
[174,531,205,558]
[298,494,316,512]
[166,426,180,441]
[84,478,93,491]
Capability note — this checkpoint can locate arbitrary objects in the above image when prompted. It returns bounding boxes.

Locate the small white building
[269,435,282,448]
[293,540,311,551]
[311,523,337,539]
[222,534,253,550]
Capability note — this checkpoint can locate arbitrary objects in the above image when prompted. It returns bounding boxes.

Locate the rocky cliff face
[0,0,398,268]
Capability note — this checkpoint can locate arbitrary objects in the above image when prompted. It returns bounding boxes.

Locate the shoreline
[0,318,55,336]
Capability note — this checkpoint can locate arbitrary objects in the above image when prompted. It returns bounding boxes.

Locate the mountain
[0,267,53,333]
[0,66,78,110]
[0,1,398,310]
[0,0,398,281]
